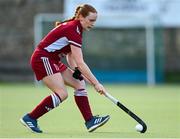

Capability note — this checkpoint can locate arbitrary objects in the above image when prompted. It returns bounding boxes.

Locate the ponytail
[55,4,97,27]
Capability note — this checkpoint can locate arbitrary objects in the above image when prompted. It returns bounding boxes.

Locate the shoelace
[93,115,99,118]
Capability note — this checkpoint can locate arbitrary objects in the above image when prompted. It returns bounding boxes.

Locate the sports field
[0,83,179,138]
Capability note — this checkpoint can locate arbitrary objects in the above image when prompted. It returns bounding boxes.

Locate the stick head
[140,123,147,133]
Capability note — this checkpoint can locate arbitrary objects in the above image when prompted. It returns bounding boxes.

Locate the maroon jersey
[35,19,83,60]
[31,20,83,80]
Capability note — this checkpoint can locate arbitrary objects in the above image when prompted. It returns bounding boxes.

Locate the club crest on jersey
[53,64,60,71]
[76,26,80,34]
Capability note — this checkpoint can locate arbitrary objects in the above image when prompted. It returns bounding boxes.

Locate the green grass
[0,83,180,138]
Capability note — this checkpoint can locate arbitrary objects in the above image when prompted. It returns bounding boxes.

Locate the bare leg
[61,68,110,132]
[20,72,68,133]
[28,73,68,120]
[42,72,68,100]
[61,68,93,121]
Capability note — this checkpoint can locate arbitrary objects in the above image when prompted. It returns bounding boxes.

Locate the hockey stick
[104,92,147,133]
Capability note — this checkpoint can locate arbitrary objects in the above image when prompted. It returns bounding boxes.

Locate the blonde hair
[55,4,97,27]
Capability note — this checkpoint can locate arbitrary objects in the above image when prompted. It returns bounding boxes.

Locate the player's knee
[73,80,86,91]
[74,88,87,96]
[63,92,68,100]
[56,90,68,101]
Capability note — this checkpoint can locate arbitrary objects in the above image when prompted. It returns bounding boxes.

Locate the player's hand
[94,83,106,95]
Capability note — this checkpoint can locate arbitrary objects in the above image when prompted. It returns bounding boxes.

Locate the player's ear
[78,14,84,21]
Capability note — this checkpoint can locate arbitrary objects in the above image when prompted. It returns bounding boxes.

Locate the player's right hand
[94,83,106,95]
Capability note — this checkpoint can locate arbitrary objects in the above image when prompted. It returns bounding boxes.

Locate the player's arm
[66,53,77,69]
[70,44,106,94]
[70,44,99,85]
[66,53,84,81]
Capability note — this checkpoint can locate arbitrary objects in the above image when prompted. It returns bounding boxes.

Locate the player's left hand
[94,83,106,95]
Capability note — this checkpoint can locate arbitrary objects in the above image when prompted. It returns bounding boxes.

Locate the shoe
[85,115,110,132]
[20,114,42,133]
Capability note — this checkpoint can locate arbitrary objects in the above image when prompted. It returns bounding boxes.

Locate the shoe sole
[88,116,110,132]
[20,118,42,133]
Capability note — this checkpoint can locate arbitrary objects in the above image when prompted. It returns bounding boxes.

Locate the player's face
[80,12,97,31]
